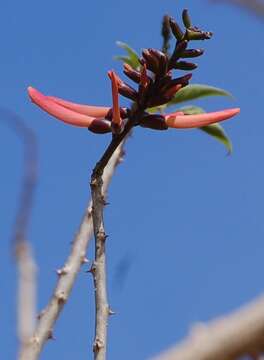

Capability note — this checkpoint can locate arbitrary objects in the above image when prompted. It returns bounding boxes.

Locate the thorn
[37,309,45,320]
[55,291,67,304]
[56,266,69,276]
[47,330,55,341]
[97,231,108,242]
[108,308,116,316]
[81,257,89,264]
[30,336,40,345]
[93,339,104,352]
[86,263,96,274]
[87,208,93,217]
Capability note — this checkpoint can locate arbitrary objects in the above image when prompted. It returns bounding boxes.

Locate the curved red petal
[47,96,110,118]
[28,87,96,127]
[165,108,240,129]
[108,70,121,126]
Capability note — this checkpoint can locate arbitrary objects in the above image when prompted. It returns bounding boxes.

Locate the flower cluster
[28,9,239,134]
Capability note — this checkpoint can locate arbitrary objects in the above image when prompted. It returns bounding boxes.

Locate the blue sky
[1,0,263,359]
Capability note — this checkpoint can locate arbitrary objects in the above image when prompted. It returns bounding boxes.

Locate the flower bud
[182,9,192,28]
[88,119,112,134]
[186,29,213,41]
[169,40,188,66]
[181,49,204,58]
[173,61,197,70]
[148,49,168,77]
[169,17,184,41]
[159,73,192,92]
[139,114,168,130]
[123,64,141,83]
[161,15,171,54]
[175,40,188,54]
[118,83,138,101]
[142,49,160,73]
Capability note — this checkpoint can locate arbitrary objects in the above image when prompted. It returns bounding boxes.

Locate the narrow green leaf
[200,123,233,154]
[147,104,167,114]
[180,105,204,115]
[181,106,233,153]
[115,41,140,69]
[168,84,233,105]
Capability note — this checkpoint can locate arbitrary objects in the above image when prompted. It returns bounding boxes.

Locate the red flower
[28,72,239,134]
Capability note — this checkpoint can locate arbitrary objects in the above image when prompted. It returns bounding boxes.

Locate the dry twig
[152,294,264,360]
[90,123,134,360]
[1,109,38,350]
[19,140,125,360]
[211,0,264,18]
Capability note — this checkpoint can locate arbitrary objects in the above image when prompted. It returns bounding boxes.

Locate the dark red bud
[173,61,197,70]
[142,49,160,73]
[169,40,188,67]
[175,40,188,54]
[118,83,138,101]
[123,64,141,83]
[157,75,173,92]
[88,119,112,134]
[139,114,168,130]
[181,49,204,58]
[169,17,184,41]
[160,74,192,90]
[148,49,168,77]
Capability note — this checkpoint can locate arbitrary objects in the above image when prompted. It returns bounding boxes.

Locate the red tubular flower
[28,86,240,132]
[28,78,128,134]
[107,70,126,134]
[164,108,240,129]
[28,9,240,136]
[28,87,109,127]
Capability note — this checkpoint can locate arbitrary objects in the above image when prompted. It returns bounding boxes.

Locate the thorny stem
[90,110,142,360]
[19,136,126,360]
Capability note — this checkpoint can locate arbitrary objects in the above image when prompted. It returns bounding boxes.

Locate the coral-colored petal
[108,71,122,126]
[165,108,240,129]
[28,87,96,127]
[47,96,110,118]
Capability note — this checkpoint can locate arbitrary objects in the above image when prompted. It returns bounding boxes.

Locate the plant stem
[90,111,140,359]
[19,139,126,360]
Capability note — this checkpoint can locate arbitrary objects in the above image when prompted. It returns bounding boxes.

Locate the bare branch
[90,132,132,359]
[1,109,38,350]
[152,294,264,360]
[16,241,37,347]
[18,140,125,360]
[211,0,264,18]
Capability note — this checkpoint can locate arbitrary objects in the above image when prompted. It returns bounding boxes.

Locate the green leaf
[147,105,167,114]
[181,106,233,154]
[180,105,204,115]
[168,84,233,105]
[200,123,233,154]
[115,41,140,69]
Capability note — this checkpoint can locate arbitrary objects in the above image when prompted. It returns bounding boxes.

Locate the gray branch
[18,141,125,360]
[152,294,264,360]
[1,110,38,352]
